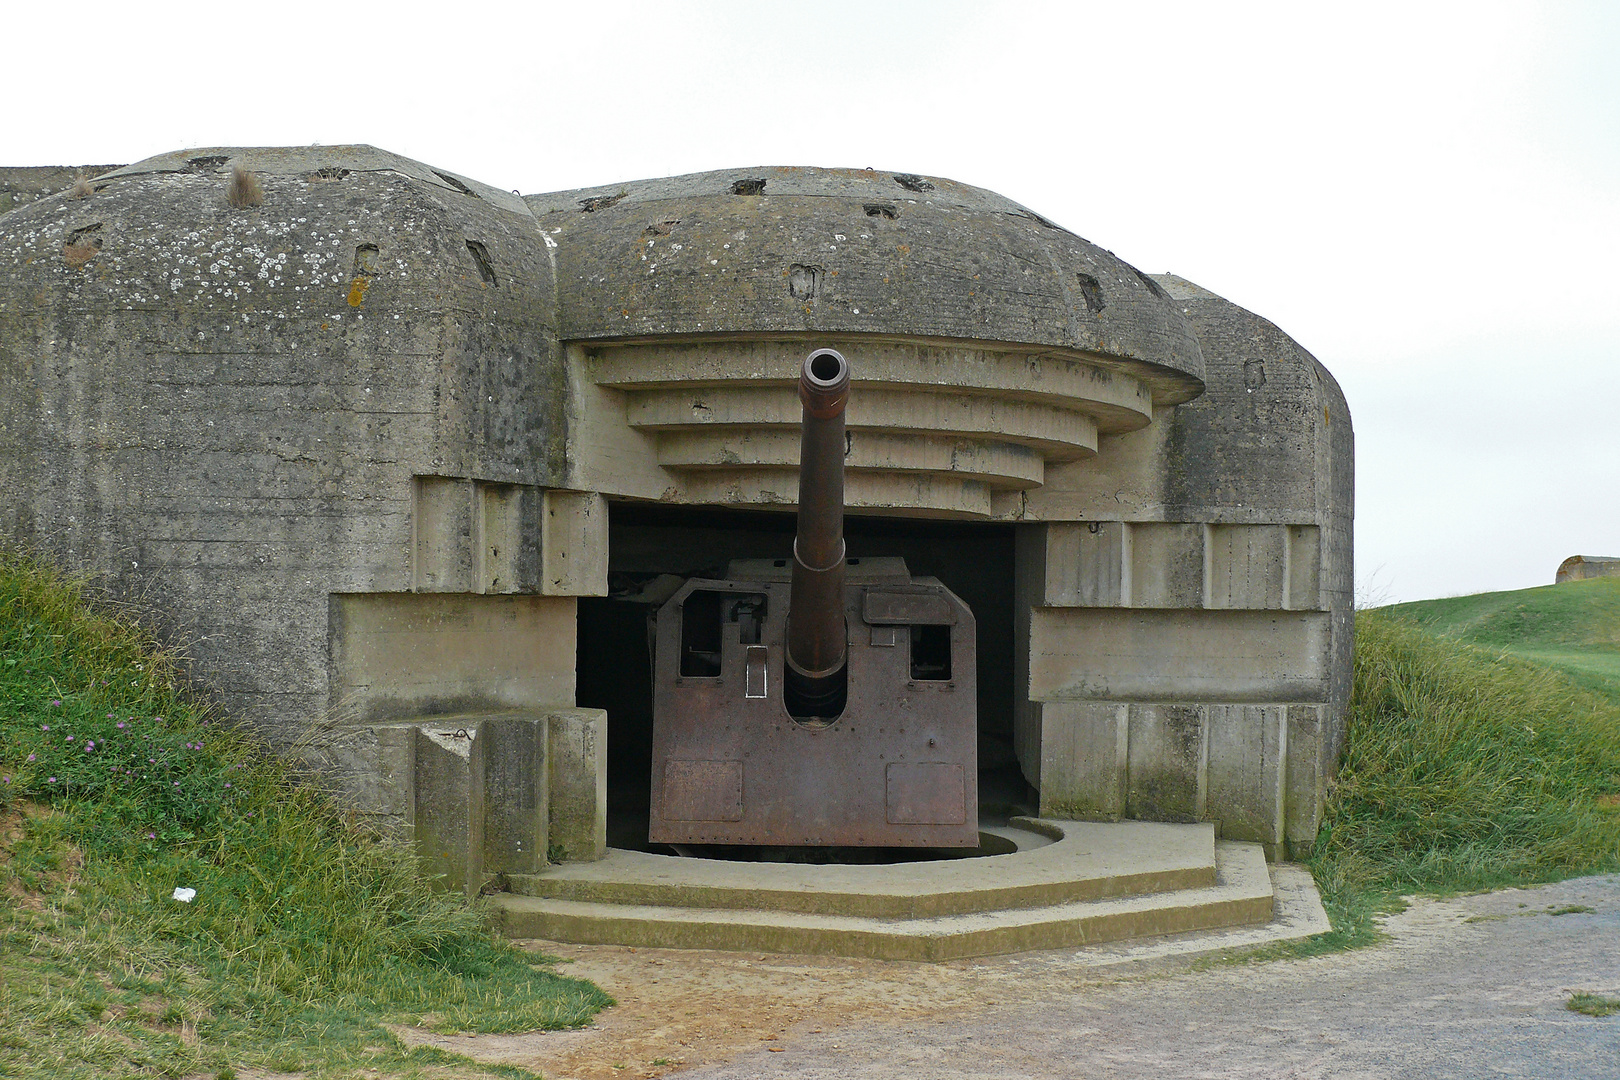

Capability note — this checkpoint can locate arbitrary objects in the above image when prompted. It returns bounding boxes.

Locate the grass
[0,548,611,1079]
[1385,577,1620,697]
[1567,992,1620,1017]
[1291,602,1620,954]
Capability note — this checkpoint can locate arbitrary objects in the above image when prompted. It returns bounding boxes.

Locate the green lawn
[1385,577,1620,697]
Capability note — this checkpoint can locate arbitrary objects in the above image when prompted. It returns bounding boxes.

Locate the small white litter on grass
[172,887,196,903]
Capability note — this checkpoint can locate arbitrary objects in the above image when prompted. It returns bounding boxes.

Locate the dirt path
[393,873,1620,1079]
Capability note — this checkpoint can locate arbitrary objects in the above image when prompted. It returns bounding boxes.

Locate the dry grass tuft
[226,166,263,209]
[61,242,99,270]
[67,173,94,200]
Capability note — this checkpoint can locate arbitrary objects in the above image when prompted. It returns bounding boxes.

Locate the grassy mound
[1384,577,1620,696]
[0,550,611,1079]
[1305,605,1620,949]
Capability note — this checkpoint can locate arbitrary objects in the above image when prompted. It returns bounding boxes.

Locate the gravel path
[401,874,1620,1079]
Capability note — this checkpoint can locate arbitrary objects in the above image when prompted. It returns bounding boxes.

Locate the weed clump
[225,165,262,208]
[1567,992,1620,1017]
[0,548,610,1078]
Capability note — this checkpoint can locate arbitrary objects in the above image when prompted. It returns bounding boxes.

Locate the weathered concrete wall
[0,146,575,753]
[1014,275,1353,858]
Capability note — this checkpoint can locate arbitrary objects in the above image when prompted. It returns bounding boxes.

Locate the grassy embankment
[0,550,611,1080]
[1296,576,1620,956]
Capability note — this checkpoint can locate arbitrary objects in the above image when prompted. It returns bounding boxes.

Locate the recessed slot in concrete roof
[892,174,934,192]
[62,223,103,269]
[580,192,626,212]
[434,171,478,197]
[1076,273,1105,314]
[311,167,350,181]
[788,263,823,300]
[1243,360,1267,392]
[643,219,679,237]
[353,244,380,277]
[1134,269,1169,300]
[184,156,230,173]
[730,177,767,195]
[863,203,898,219]
[466,240,497,285]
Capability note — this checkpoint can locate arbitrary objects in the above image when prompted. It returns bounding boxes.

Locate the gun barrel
[785,348,850,716]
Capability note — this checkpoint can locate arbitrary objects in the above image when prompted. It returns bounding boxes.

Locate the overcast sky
[7,0,1616,603]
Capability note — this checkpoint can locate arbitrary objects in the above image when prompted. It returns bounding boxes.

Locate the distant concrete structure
[0,147,1352,878]
[1557,556,1620,584]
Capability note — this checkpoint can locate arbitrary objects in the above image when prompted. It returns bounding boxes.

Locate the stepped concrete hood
[0,148,1351,879]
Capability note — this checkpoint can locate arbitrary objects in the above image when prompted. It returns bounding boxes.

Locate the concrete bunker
[1557,556,1620,584]
[0,149,1353,924]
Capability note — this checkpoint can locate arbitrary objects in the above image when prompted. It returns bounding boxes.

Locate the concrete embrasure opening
[576,501,1024,859]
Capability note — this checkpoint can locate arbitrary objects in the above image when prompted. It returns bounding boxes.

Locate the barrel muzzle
[799,348,850,419]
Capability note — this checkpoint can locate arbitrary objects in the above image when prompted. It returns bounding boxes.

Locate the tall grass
[0,549,610,1079]
[1306,609,1620,945]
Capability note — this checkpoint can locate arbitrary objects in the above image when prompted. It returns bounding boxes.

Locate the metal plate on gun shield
[648,576,979,848]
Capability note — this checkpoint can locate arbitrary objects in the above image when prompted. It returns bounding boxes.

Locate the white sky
[6,0,1616,603]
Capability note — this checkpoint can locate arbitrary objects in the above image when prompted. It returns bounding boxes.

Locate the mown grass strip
[1385,577,1620,696]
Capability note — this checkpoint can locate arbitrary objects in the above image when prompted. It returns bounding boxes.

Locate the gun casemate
[648,348,980,848]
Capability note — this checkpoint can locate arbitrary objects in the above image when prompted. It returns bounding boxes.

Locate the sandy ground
[392,873,1620,1080]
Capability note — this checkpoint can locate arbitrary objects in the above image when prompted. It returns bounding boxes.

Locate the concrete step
[507,818,1219,919]
[492,839,1275,962]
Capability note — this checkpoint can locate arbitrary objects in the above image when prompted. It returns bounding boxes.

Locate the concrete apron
[491,820,1329,962]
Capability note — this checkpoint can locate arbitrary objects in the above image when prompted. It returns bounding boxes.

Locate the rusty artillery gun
[648,348,979,848]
